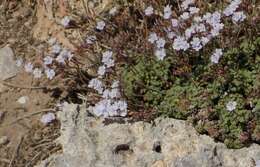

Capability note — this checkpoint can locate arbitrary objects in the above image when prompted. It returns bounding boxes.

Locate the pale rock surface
[36,103,260,167]
[0,46,18,80]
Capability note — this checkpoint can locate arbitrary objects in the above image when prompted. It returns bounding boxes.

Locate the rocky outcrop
[36,103,260,167]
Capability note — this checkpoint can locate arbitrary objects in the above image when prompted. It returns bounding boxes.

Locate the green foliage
[216,94,253,148]
[122,37,260,148]
[123,56,173,107]
[159,83,203,119]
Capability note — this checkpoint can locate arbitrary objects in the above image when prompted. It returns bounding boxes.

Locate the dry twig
[1,81,46,90]
[8,136,23,167]
[2,108,55,127]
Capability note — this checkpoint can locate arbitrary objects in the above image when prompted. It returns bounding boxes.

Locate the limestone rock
[0,46,18,80]
[36,103,260,167]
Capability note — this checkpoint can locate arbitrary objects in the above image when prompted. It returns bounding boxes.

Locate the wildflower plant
[17,0,259,148]
[119,0,259,148]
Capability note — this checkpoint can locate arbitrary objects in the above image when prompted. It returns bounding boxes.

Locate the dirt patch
[0,1,61,167]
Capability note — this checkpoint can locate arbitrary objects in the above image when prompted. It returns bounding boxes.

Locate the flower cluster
[232,11,246,23]
[163,5,172,19]
[210,49,223,64]
[88,89,127,117]
[148,33,166,60]
[101,51,115,68]
[223,0,246,23]
[18,38,74,80]
[145,6,154,16]
[226,100,237,111]
[86,35,97,44]
[144,0,246,62]
[40,113,56,125]
[172,36,190,51]
[223,0,242,17]
[88,78,104,94]
[61,16,71,28]
[181,0,194,11]
[96,20,106,31]
[87,51,127,117]
[141,0,250,119]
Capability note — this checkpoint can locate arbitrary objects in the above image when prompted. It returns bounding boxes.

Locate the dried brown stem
[2,108,55,127]
[1,81,46,90]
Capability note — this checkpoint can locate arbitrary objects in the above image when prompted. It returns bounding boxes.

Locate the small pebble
[0,136,9,145]
[17,96,29,104]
